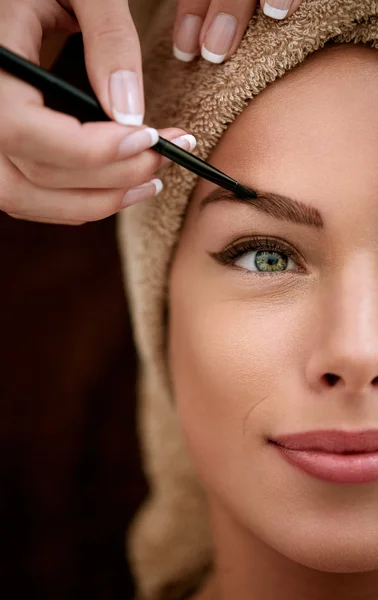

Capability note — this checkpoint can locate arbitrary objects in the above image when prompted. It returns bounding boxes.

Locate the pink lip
[269,430,378,484]
[270,429,378,453]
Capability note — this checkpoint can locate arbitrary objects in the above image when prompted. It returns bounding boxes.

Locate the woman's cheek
[168,294,299,479]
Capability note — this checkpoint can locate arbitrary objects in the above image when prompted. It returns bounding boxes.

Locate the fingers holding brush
[1,127,196,225]
[0,0,190,225]
[8,127,195,190]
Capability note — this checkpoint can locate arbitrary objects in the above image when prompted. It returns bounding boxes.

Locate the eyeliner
[0,44,256,199]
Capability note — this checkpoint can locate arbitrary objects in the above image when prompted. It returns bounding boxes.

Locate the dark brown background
[0,35,147,599]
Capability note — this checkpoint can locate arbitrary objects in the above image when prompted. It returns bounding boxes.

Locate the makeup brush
[0,44,256,199]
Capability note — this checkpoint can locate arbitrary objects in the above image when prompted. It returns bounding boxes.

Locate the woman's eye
[209,237,302,274]
[235,249,296,272]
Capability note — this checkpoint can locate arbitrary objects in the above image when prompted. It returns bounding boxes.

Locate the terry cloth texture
[117,1,378,599]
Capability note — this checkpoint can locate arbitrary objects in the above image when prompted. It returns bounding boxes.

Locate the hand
[0,0,195,225]
[173,0,303,63]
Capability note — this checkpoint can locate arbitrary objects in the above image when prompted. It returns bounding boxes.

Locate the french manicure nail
[118,127,159,158]
[263,0,292,20]
[171,134,197,151]
[173,14,202,62]
[159,134,197,166]
[122,178,163,207]
[110,70,144,126]
[201,13,238,64]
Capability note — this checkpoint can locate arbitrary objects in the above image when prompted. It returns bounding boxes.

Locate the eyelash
[209,236,304,274]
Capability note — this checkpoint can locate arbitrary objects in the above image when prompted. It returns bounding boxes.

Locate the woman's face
[168,43,378,574]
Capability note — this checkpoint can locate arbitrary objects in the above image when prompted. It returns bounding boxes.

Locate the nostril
[372,376,378,385]
[324,373,340,386]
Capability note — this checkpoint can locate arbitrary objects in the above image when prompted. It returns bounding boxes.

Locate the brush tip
[234,183,258,199]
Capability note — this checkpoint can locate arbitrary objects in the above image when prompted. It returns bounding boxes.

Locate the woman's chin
[270,529,378,574]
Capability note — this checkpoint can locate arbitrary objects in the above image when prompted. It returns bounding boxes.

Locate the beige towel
[116,1,378,598]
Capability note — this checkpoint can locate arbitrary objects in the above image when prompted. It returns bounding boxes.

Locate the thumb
[71,0,144,126]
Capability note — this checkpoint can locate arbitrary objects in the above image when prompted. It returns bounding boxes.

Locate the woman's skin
[168,43,378,600]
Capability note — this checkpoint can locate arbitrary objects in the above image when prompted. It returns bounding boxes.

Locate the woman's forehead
[189,43,378,214]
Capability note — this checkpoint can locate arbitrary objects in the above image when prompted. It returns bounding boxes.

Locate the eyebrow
[198,187,324,229]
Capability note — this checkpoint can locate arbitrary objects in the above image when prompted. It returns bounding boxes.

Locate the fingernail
[110,70,144,126]
[122,178,163,207]
[118,127,159,158]
[263,0,292,20]
[201,13,238,64]
[160,134,197,166]
[171,134,197,151]
[173,14,202,62]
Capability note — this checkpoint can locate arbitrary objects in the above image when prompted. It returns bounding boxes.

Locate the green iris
[255,250,288,272]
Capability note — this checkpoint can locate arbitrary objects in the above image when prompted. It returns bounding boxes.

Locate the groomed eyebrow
[198,187,324,229]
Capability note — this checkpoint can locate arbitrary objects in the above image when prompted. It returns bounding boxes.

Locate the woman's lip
[270,429,378,453]
[270,442,378,484]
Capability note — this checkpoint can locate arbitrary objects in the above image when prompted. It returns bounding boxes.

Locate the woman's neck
[192,496,378,600]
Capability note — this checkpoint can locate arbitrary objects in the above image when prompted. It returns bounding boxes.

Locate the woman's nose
[306,268,378,395]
